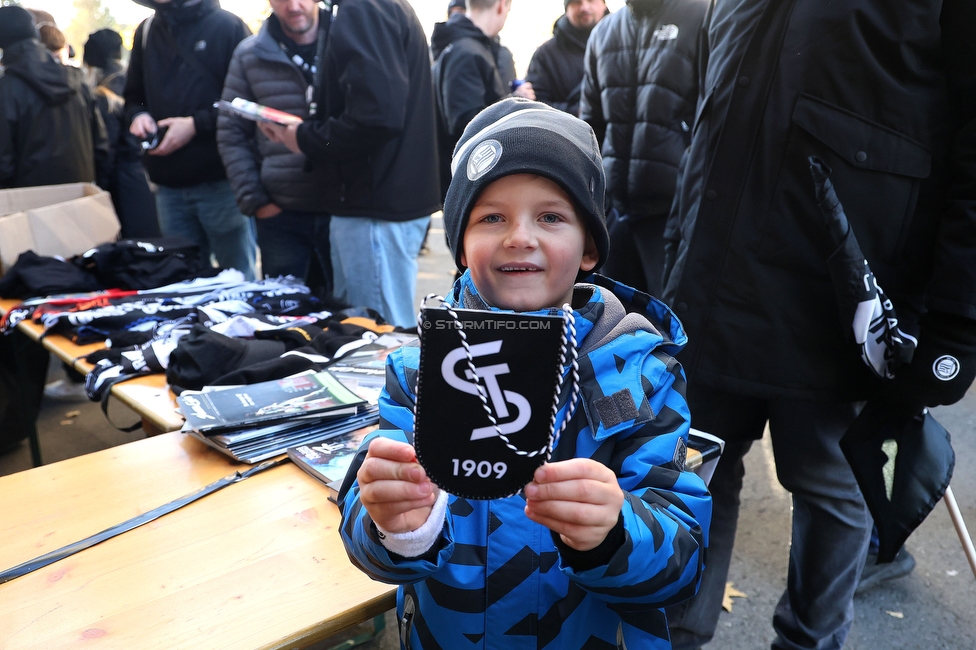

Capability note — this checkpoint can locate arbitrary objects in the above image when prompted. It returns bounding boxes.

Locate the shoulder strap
[142,14,154,51]
[153,16,223,89]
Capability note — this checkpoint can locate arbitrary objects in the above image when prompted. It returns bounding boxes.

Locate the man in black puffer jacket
[125,0,256,280]
[218,0,332,287]
[580,0,708,297]
[526,0,607,117]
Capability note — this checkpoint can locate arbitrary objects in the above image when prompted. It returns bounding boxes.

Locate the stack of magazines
[177,370,379,463]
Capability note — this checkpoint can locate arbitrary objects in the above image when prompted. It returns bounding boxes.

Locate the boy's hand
[523,458,624,552]
[357,437,439,534]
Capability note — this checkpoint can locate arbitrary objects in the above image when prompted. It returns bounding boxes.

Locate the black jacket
[124,0,250,188]
[296,0,440,221]
[526,14,598,117]
[93,62,143,170]
[580,0,708,218]
[430,13,506,139]
[430,13,507,201]
[662,0,976,401]
[0,39,108,189]
[218,12,331,216]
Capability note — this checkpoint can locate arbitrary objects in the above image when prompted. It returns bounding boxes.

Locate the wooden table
[0,432,397,649]
[0,299,184,466]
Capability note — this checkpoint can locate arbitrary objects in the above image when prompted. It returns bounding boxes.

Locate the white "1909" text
[451,459,508,479]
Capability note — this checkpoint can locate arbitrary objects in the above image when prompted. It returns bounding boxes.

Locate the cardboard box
[0,183,120,274]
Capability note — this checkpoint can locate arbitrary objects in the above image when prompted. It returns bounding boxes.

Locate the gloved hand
[870,310,976,422]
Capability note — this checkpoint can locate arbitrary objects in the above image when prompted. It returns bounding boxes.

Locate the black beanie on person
[443,98,610,272]
[0,6,39,50]
[83,29,123,69]
[448,0,466,13]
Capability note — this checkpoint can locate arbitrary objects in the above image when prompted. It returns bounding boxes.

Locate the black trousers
[0,330,49,451]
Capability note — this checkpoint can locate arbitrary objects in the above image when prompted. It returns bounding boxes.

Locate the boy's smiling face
[461,174,599,311]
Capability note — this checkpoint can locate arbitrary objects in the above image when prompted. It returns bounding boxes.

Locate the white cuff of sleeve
[377,489,449,558]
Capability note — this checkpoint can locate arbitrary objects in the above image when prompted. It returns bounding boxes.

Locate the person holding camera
[124,0,255,280]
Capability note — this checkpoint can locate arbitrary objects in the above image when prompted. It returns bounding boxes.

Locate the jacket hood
[132,0,217,23]
[1,39,77,106]
[431,13,491,59]
[553,14,596,52]
[627,0,666,18]
[448,270,686,357]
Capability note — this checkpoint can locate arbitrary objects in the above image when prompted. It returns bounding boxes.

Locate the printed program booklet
[186,407,378,464]
[288,426,375,501]
[216,98,303,126]
[177,370,365,433]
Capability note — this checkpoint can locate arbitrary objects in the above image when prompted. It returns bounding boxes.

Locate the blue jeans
[330,215,430,328]
[667,385,870,650]
[154,179,257,280]
[255,210,331,291]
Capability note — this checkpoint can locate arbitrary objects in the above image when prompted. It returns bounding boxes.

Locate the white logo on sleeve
[441,340,531,440]
[467,140,503,181]
[933,355,961,381]
[653,24,679,41]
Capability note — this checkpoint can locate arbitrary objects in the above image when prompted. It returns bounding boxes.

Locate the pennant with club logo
[413,306,575,499]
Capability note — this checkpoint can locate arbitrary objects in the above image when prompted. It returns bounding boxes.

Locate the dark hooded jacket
[662,0,976,401]
[295,0,440,221]
[580,0,708,218]
[123,0,250,188]
[526,13,600,117]
[0,39,108,188]
[430,12,507,200]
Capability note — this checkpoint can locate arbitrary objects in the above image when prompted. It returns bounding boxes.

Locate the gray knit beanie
[443,98,609,271]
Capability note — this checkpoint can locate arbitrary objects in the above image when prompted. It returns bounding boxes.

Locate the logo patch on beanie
[933,355,960,381]
[467,140,503,181]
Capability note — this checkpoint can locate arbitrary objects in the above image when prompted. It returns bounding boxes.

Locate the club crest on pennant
[413,305,575,499]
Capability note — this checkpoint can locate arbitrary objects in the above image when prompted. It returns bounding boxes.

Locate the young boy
[338,99,711,649]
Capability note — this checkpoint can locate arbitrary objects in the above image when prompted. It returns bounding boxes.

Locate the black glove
[871,310,976,421]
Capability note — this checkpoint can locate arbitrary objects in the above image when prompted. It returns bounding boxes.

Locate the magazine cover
[177,370,365,433]
[288,426,375,487]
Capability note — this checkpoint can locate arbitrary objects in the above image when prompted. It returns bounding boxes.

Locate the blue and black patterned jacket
[339,272,711,649]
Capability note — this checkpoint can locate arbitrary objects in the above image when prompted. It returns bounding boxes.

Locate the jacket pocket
[756,94,931,271]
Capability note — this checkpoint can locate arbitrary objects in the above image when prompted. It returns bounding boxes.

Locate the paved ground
[3,212,975,649]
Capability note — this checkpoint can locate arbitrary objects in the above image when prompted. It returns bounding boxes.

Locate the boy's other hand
[357,437,439,534]
[523,458,624,552]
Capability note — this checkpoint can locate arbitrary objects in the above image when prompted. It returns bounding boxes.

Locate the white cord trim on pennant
[415,294,581,461]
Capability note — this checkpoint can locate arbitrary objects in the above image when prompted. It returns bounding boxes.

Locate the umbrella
[808,157,916,378]
[809,157,957,564]
[840,405,954,563]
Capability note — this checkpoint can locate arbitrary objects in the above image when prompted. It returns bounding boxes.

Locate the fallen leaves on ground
[722,582,747,612]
